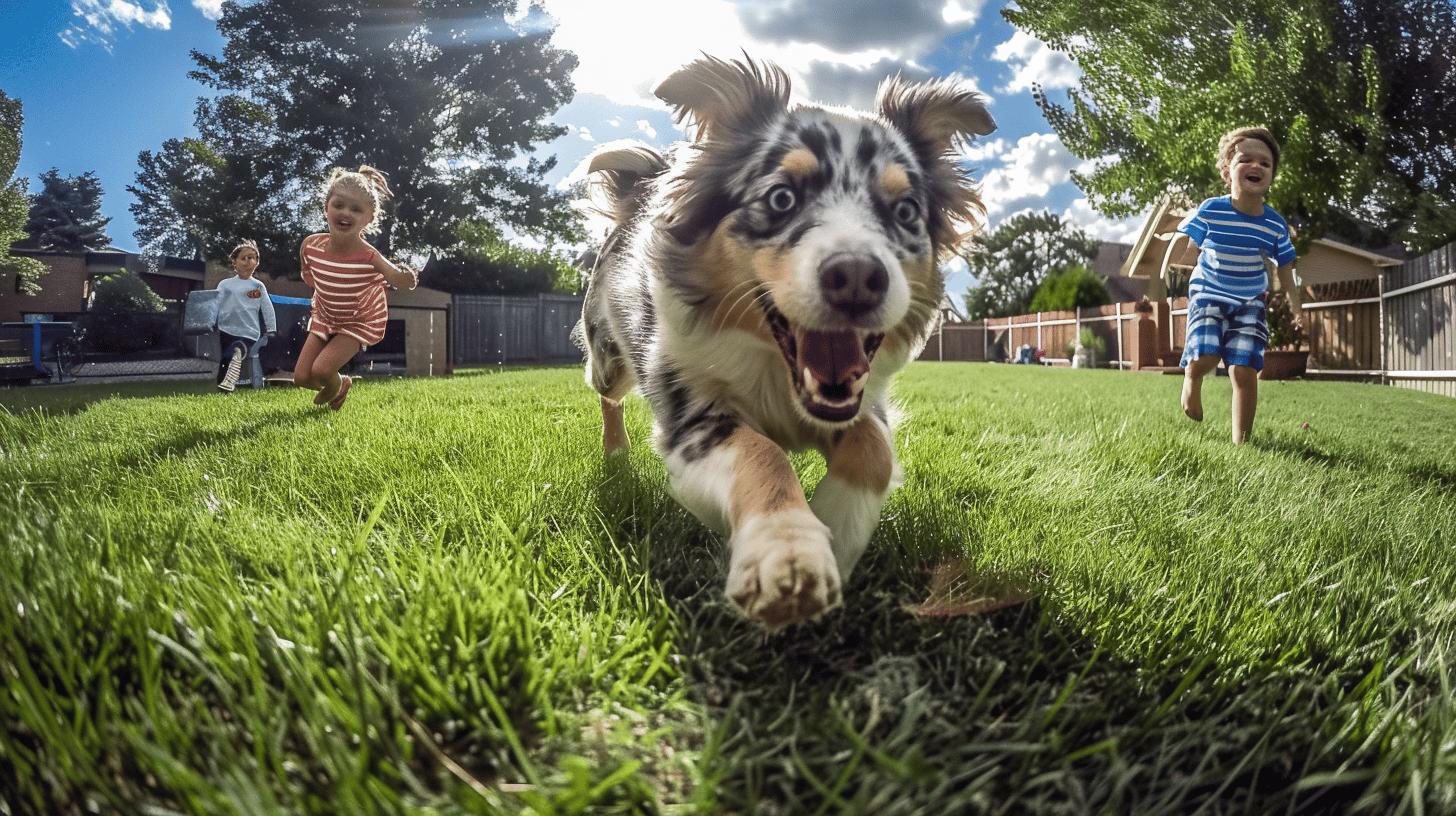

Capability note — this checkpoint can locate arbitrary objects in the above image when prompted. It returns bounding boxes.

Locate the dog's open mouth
[761,298,884,423]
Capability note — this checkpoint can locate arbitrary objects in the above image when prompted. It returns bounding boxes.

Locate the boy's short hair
[1217,127,1280,181]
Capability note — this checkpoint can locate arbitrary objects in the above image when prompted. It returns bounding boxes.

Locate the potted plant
[1070,327,1106,369]
[1260,291,1308,380]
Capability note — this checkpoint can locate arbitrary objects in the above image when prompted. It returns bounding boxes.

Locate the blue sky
[0,0,1144,303]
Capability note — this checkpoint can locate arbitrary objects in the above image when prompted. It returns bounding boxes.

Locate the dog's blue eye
[894,198,921,226]
[766,185,797,214]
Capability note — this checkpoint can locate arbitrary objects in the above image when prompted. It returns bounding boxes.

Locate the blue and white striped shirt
[1177,196,1296,306]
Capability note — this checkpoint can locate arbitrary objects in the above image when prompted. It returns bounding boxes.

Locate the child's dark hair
[1217,127,1280,181]
[322,165,394,236]
[229,239,259,261]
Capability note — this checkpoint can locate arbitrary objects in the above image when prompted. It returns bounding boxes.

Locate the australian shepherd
[577,55,996,630]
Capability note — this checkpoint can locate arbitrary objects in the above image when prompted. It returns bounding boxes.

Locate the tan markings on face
[826,418,893,493]
[696,219,774,337]
[880,163,911,200]
[728,426,808,526]
[780,148,818,181]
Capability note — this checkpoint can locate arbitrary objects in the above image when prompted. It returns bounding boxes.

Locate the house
[0,248,206,322]
[1117,196,1406,298]
[1091,241,1150,302]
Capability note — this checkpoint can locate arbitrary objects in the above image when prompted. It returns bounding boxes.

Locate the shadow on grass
[0,378,221,416]
[109,405,325,471]
[1253,433,1456,492]
[588,456,1391,815]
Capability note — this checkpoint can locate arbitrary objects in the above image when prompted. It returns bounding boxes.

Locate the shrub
[1064,327,1107,358]
[1266,291,1307,350]
[1029,265,1112,313]
[84,270,172,353]
[421,220,583,296]
[89,270,165,315]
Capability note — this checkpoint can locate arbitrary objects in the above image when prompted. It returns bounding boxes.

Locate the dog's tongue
[797,329,867,386]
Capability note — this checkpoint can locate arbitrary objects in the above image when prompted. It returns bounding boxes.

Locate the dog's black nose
[818,254,888,317]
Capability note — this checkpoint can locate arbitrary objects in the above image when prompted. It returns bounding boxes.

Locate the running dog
[577,55,995,630]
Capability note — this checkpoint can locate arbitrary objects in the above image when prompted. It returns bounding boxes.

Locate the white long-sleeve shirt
[215,275,278,340]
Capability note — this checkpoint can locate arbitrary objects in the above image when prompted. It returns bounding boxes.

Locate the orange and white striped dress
[300,236,389,347]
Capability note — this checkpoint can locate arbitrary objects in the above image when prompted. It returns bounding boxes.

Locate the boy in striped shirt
[1177,127,1303,444]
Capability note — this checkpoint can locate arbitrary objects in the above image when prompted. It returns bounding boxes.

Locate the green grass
[2,364,1453,814]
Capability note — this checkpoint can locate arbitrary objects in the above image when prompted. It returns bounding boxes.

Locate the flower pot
[1259,350,1308,380]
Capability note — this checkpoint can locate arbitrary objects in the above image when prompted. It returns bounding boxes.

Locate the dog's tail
[587,141,668,228]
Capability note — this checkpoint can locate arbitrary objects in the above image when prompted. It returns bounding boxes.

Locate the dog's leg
[666,424,840,630]
[601,397,629,455]
[812,414,899,582]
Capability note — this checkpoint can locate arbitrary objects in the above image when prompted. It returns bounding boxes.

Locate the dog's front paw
[725,510,841,630]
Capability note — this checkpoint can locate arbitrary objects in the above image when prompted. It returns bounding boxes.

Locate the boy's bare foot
[313,387,332,406]
[1181,376,1204,422]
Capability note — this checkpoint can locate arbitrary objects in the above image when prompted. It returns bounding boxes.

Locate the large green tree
[1006,0,1456,253]
[0,91,45,294]
[20,168,113,252]
[420,219,581,295]
[132,0,583,278]
[962,210,1101,319]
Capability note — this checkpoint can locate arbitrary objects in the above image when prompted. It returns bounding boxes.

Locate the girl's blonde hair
[229,238,259,261]
[1216,127,1281,182]
[322,165,394,236]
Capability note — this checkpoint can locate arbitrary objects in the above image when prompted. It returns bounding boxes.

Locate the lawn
[1,364,1453,814]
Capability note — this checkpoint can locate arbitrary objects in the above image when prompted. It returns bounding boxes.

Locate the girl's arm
[370,250,419,290]
[299,237,317,287]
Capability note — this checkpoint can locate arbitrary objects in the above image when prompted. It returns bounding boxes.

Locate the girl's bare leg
[1181,354,1222,422]
[310,335,363,404]
[293,334,327,394]
[1230,365,1258,444]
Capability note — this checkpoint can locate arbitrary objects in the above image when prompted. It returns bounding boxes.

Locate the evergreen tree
[21,168,113,252]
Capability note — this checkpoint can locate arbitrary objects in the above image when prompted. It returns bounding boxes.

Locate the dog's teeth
[803,366,814,386]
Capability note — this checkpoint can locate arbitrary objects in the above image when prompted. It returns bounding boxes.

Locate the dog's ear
[876,76,995,159]
[655,54,790,141]
[878,77,996,252]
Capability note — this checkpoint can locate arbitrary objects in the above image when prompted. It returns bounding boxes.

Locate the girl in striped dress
[294,165,418,409]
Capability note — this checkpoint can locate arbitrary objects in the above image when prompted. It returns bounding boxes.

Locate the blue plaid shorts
[1181,296,1269,371]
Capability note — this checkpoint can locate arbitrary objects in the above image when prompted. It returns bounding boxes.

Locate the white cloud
[960,136,1008,164]
[576,126,594,141]
[59,0,172,50]
[635,119,657,140]
[539,0,983,111]
[737,0,986,55]
[991,30,1078,94]
[541,0,756,107]
[607,116,623,128]
[192,0,224,20]
[1062,197,1144,243]
[977,132,1082,218]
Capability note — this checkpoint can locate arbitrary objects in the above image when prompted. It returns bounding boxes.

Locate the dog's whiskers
[713,279,767,330]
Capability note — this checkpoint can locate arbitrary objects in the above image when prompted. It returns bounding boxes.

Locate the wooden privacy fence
[922,241,1456,397]
[921,301,1146,367]
[451,293,584,365]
